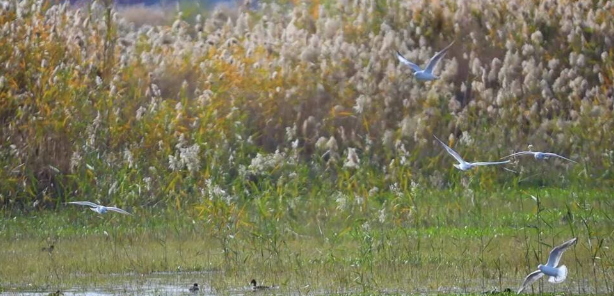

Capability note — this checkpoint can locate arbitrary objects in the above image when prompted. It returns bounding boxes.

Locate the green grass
[1,187,612,294]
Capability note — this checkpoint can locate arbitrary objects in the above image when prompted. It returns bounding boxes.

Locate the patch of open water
[1,271,220,295]
[1,273,610,295]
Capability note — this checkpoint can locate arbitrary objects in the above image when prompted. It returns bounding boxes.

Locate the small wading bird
[68,201,131,215]
[517,237,578,294]
[434,135,510,171]
[250,279,272,291]
[41,244,54,253]
[396,41,455,81]
[189,283,199,292]
[504,145,577,163]
[483,288,512,294]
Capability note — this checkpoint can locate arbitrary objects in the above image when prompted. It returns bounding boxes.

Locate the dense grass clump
[0,0,613,208]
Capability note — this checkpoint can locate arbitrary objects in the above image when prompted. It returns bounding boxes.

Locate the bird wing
[517,270,543,294]
[434,135,466,164]
[503,151,535,158]
[546,237,577,267]
[68,201,100,208]
[542,153,578,163]
[396,51,423,72]
[424,41,455,73]
[471,160,511,166]
[106,207,131,215]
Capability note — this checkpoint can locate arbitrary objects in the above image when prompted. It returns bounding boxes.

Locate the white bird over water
[434,135,510,171]
[396,41,455,81]
[517,237,578,294]
[504,145,577,163]
[68,201,131,215]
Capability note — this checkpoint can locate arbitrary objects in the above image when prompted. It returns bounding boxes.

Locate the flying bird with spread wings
[68,201,131,215]
[517,237,578,294]
[434,135,510,171]
[396,41,455,81]
[504,146,577,164]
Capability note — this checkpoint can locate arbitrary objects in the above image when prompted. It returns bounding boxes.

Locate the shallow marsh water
[1,271,217,296]
[0,236,611,295]
[1,276,608,296]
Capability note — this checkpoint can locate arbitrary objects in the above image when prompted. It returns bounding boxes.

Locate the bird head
[250,279,257,286]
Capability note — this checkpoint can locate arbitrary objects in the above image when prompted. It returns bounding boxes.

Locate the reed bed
[0,0,613,294]
[0,0,613,208]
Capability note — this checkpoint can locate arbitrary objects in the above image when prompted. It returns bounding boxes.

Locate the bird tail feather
[548,265,567,283]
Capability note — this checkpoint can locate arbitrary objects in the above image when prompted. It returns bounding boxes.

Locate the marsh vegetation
[2,187,612,294]
[0,0,613,294]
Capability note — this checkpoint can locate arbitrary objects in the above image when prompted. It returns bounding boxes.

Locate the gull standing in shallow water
[504,145,577,163]
[68,201,131,215]
[517,237,578,294]
[396,41,455,81]
[434,135,510,171]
